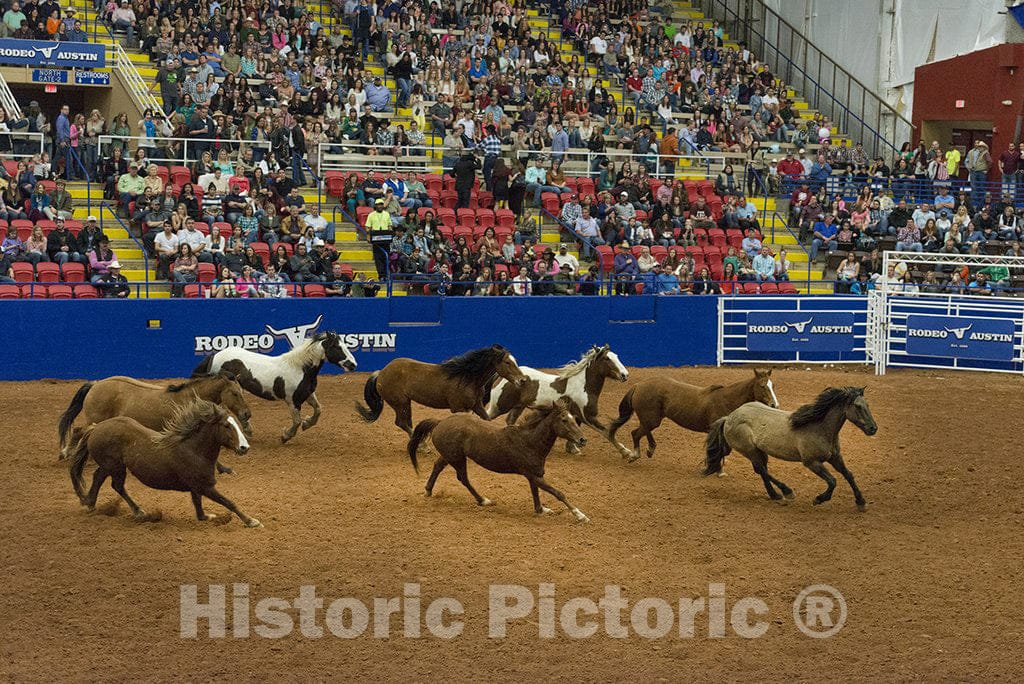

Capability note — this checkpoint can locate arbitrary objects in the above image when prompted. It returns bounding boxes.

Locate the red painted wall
[913,44,1024,170]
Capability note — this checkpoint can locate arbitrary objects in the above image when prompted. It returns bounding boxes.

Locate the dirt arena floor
[3,365,1024,681]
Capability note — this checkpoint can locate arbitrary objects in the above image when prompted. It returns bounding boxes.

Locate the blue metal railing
[540,207,601,261]
[100,200,149,298]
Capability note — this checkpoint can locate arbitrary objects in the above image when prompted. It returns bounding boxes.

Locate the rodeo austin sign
[0,39,106,68]
[745,312,856,352]
[193,315,396,354]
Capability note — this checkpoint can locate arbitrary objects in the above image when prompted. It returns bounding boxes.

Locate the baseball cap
[374,198,384,205]
[108,261,121,269]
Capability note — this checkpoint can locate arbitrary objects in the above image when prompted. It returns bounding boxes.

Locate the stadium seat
[495,209,515,229]
[48,284,73,299]
[197,262,216,284]
[325,172,346,197]
[12,262,34,283]
[251,242,271,264]
[194,222,210,235]
[0,284,19,299]
[170,166,191,187]
[20,284,45,298]
[777,281,799,294]
[36,262,61,283]
[303,284,326,298]
[64,220,83,236]
[183,284,205,298]
[760,282,780,294]
[73,285,99,299]
[438,208,456,227]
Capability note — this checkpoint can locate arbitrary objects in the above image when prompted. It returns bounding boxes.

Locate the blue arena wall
[4,295,724,381]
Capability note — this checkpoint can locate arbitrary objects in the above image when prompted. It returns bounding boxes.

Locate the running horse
[68,399,261,526]
[608,368,779,462]
[356,344,528,436]
[407,398,591,522]
[485,344,632,456]
[57,373,252,473]
[704,386,877,510]
[193,331,357,443]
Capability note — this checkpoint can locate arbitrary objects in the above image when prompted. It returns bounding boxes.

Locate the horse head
[493,345,528,388]
[552,397,586,449]
[593,344,629,382]
[210,405,251,456]
[215,372,254,436]
[846,387,877,436]
[752,368,779,408]
[318,332,358,371]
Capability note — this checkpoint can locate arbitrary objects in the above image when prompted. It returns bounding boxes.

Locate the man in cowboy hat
[97,260,130,298]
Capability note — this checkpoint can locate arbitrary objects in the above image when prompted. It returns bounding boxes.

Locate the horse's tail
[608,387,636,441]
[69,425,95,504]
[703,418,731,477]
[191,355,215,378]
[58,382,93,455]
[407,419,439,475]
[355,372,383,422]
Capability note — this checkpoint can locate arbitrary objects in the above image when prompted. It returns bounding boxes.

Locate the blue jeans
[810,238,837,260]
[396,78,411,107]
[970,171,988,193]
[292,151,305,186]
[895,241,923,252]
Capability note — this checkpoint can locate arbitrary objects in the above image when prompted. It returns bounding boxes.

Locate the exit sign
[44,84,56,93]
[955,99,965,108]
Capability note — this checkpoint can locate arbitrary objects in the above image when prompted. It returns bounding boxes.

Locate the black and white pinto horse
[193,332,357,443]
[485,344,632,456]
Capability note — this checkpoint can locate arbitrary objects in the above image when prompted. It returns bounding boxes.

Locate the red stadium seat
[197,262,216,284]
[20,284,45,298]
[440,190,458,209]
[476,209,495,227]
[437,208,456,227]
[194,222,210,235]
[595,245,615,272]
[64,220,83,236]
[777,281,799,294]
[251,242,271,264]
[183,284,206,298]
[325,171,346,197]
[303,284,326,298]
[48,284,73,299]
[760,282,779,294]
[15,225,31,241]
[170,166,191,187]
[12,262,34,283]
[424,174,443,194]
[36,262,61,283]
[495,209,515,229]
[73,285,99,299]
[0,284,19,299]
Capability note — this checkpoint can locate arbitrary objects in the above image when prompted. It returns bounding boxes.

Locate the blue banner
[31,69,67,83]
[746,311,856,352]
[75,71,110,85]
[0,39,105,68]
[905,314,1016,361]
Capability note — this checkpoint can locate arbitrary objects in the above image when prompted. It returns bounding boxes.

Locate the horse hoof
[857,502,868,512]
[217,465,234,476]
[813,497,828,506]
[537,506,554,515]
[626,451,641,463]
[774,497,789,505]
[280,433,292,444]
[202,513,217,521]
[717,470,728,478]
[572,509,590,523]
[479,498,495,507]
[783,490,795,500]
[245,518,263,528]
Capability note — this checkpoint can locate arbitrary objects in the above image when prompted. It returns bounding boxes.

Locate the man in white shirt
[554,243,579,276]
[303,204,333,242]
[180,218,213,262]
[589,34,607,59]
[153,224,179,279]
[456,114,475,140]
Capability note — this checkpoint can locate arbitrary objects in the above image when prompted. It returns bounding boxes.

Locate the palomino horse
[485,344,631,456]
[68,399,261,526]
[356,344,528,436]
[704,386,877,510]
[57,373,252,472]
[608,368,779,462]
[194,331,357,443]
[407,398,591,522]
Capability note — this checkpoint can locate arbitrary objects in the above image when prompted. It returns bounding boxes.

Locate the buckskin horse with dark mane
[608,368,779,462]
[356,344,528,436]
[704,386,878,510]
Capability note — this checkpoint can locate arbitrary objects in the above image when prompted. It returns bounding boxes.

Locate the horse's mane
[282,335,329,368]
[439,345,507,385]
[167,373,227,392]
[556,347,601,379]
[789,387,861,428]
[155,399,222,446]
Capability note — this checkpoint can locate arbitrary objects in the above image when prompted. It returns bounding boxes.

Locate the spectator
[810,214,838,261]
[613,241,638,295]
[965,140,992,191]
[88,237,117,284]
[111,0,137,48]
[259,263,290,298]
[97,261,130,298]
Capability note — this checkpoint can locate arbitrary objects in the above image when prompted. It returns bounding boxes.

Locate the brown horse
[58,373,253,464]
[356,344,528,436]
[68,399,261,526]
[407,398,591,522]
[608,368,779,462]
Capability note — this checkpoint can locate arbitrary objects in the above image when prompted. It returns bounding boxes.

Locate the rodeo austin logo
[747,317,854,336]
[193,315,397,354]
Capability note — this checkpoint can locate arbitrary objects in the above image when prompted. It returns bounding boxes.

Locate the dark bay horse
[58,373,252,470]
[407,398,591,522]
[704,387,877,510]
[69,399,261,526]
[485,344,631,456]
[356,344,528,436]
[194,331,357,443]
[608,368,779,462]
